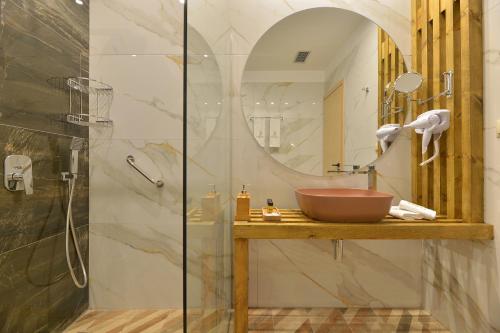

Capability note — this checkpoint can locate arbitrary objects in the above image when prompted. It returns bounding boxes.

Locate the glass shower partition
[185,3,233,331]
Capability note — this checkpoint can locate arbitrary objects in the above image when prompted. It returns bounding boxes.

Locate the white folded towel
[253,118,265,147]
[389,206,424,220]
[399,200,437,220]
[269,118,281,148]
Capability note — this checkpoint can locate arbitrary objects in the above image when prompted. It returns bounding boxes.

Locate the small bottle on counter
[235,185,251,221]
[262,198,281,221]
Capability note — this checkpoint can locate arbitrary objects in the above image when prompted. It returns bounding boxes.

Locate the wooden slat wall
[378,29,407,129]
[411,0,483,223]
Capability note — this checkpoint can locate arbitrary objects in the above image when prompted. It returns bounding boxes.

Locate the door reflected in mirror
[241,7,408,176]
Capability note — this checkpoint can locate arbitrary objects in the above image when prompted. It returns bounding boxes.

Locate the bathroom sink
[295,188,394,222]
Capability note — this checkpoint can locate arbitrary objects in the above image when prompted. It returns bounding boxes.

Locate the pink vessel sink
[295,188,394,222]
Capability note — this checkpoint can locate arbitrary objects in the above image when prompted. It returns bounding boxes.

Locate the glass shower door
[184,7,233,332]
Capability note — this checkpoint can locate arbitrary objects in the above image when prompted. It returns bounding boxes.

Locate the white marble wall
[422,1,500,332]
[190,0,419,308]
[89,0,185,309]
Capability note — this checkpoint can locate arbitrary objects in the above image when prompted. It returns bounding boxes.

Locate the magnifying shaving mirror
[394,72,423,94]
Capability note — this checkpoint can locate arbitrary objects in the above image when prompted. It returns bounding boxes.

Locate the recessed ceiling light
[203,54,209,58]
[131,54,137,57]
[75,0,84,5]
[179,0,185,3]
[270,102,275,105]
[256,102,260,105]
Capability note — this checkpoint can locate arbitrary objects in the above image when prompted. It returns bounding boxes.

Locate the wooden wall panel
[411,0,483,223]
[378,29,406,129]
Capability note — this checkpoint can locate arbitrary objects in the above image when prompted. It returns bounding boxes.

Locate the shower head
[70,137,86,151]
[69,137,86,176]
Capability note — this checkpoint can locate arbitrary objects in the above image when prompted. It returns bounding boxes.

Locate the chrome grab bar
[126,155,164,188]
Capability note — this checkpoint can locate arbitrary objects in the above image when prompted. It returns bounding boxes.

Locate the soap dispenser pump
[235,184,251,221]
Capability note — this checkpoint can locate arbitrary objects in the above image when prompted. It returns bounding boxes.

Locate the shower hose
[66,177,88,289]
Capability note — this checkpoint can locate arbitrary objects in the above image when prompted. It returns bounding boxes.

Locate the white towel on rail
[253,118,265,147]
[269,118,281,148]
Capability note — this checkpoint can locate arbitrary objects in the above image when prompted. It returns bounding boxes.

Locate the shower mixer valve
[4,155,34,195]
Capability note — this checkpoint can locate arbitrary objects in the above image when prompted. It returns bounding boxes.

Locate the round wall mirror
[241,7,409,176]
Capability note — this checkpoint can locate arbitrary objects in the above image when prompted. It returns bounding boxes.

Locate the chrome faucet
[327,163,377,191]
[367,165,377,191]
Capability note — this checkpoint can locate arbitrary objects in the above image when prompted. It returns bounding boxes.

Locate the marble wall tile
[0,225,89,332]
[0,0,90,330]
[423,240,500,333]
[90,0,183,55]
[89,0,186,310]
[89,54,184,141]
[0,0,89,137]
[254,239,421,308]
[89,222,182,309]
[89,138,182,224]
[0,125,89,255]
[88,137,183,308]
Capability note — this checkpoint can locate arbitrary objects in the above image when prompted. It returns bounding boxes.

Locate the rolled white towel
[389,206,424,220]
[399,200,437,220]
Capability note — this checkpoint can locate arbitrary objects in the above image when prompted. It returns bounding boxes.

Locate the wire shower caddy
[66,77,113,127]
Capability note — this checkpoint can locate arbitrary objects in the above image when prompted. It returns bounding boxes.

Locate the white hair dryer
[376,124,402,152]
[404,109,450,166]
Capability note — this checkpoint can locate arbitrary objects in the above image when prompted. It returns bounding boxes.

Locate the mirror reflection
[241,8,408,176]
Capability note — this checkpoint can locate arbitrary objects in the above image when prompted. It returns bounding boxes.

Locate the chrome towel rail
[126,155,164,188]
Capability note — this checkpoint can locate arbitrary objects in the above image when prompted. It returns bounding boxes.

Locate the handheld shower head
[69,137,86,176]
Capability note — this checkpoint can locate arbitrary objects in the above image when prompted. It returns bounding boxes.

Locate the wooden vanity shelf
[233,209,493,332]
[233,209,494,240]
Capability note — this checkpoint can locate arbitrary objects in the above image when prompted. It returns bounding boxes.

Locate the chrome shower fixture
[69,137,85,177]
[416,71,454,105]
[62,136,88,289]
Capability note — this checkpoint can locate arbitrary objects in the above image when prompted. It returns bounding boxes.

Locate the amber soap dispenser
[235,185,251,221]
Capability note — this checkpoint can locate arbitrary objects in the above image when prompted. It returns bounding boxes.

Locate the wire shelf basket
[66,77,113,127]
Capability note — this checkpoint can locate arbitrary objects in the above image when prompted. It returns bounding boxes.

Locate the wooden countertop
[233,209,494,240]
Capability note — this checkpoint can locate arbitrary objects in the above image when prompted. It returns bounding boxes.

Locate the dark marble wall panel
[0,0,89,137]
[0,0,90,331]
[0,225,88,333]
[0,125,89,255]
